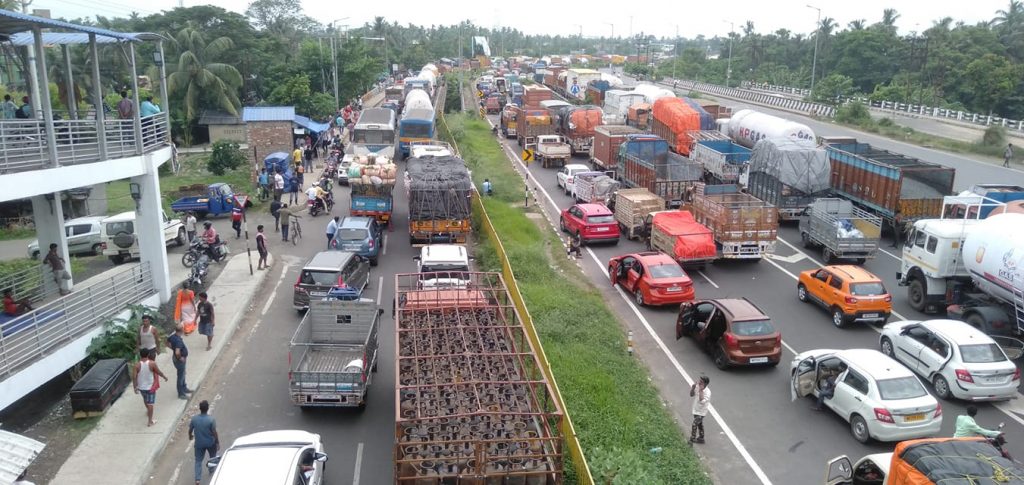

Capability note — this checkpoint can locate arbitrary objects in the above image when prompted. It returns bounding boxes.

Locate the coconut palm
[847,20,866,31]
[166,23,242,123]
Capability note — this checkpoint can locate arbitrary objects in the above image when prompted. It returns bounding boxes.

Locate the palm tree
[819,17,838,37]
[847,19,866,31]
[166,23,242,127]
[994,0,1024,28]
[881,9,901,29]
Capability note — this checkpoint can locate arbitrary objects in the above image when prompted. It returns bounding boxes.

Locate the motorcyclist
[306,182,327,212]
[954,405,1002,438]
[200,221,221,261]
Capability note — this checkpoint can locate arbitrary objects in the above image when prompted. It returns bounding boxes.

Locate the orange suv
[797,265,892,328]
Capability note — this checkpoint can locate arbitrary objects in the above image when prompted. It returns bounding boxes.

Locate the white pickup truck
[100,210,186,264]
[535,134,571,169]
[415,244,471,288]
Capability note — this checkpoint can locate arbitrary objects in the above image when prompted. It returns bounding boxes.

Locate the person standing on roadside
[279,204,291,242]
[689,376,711,444]
[273,169,285,201]
[197,292,215,351]
[133,348,167,427]
[288,175,300,205]
[326,216,339,249]
[189,400,219,485]
[166,323,192,399]
[256,224,269,270]
[270,199,282,233]
[2,94,16,119]
[292,144,303,167]
[1005,143,1014,168]
[185,211,197,243]
[230,206,243,239]
[117,90,134,119]
[137,314,161,355]
[43,243,71,296]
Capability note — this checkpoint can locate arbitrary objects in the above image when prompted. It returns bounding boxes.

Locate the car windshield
[959,343,1007,363]
[301,270,339,286]
[876,377,927,400]
[586,215,614,224]
[337,229,368,241]
[106,221,133,234]
[850,282,887,296]
[731,319,775,336]
[648,263,685,279]
[421,264,469,273]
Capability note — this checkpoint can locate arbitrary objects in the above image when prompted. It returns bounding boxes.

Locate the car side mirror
[824,456,853,485]
[900,328,911,336]
[315,452,329,462]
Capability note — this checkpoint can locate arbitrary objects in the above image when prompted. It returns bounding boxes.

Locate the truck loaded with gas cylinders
[745,138,832,221]
[347,155,398,224]
[406,155,473,245]
[689,184,778,260]
[897,196,1024,336]
[558,105,604,155]
[646,210,716,268]
[798,198,882,264]
[535,134,571,169]
[514,106,557,149]
[591,125,642,171]
[691,139,752,186]
[614,188,665,240]
[288,298,381,409]
[616,135,703,209]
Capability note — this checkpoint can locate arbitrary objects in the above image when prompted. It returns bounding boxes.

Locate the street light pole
[329,18,350,110]
[724,21,734,87]
[808,4,822,93]
[673,25,679,82]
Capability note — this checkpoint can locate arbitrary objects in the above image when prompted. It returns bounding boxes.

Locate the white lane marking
[697,270,720,289]
[352,442,365,485]
[227,354,242,375]
[382,234,389,256]
[781,340,798,357]
[994,400,1024,429]
[877,247,901,260]
[262,267,289,315]
[376,276,383,305]
[167,463,181,485]
[587,246,774,485]
[766,252,806,264]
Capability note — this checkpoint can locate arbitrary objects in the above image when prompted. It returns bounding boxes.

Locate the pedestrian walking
[292,145,303,167]
[175,283,198,335]
[230,206,243,239]
[2,94,16,119]
[166,323,192,399]
[1004,143,1014,168]
[273,170,285,201]
[689,376,711,444]
[326,216,339,249]
[137,314,161,355]
[296,163,305,187]
[279,204,291,241]
[256,225,269,270]
[197,292,215,351]
[303,144,315,172]
[43,243,71,296]
[270,199,282,232]
[185,211,197,243]
[288,177,300,205]
[257,168,269,200]
[15,96,31,119]
[189,400,219,485]
[116,90,134,119]
[132,348,167,427]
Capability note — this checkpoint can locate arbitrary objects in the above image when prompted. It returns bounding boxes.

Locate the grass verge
[105,153,255,215]
[442,112,709,484]
[0,226,35,241]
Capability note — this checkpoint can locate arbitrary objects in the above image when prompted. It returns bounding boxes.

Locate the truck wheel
[907,279,927,312]
[965,313,987,332]
[801,232,812,248]
[821,247,834,264]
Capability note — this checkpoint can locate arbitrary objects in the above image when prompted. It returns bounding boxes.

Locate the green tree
[208,140,246,175]
[810,73,855,103]
[167,23,243,145]
[268,73,312,106]
[962,53,1020,114]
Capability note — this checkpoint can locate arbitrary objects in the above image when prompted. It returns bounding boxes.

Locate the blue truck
[690,139,752,186]
[350,182,395,225]
[170,183,251,218]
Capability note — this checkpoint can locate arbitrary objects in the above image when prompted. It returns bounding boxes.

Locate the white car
[556,164,591,196]
[99,210,186,265]
[791,348,942,443]
[880,319,1020,401]
[206,430,327,485]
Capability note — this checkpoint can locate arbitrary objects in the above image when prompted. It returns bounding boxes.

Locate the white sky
[33,0,1012,39]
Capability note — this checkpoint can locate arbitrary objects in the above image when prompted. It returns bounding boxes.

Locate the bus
[398,108,436,159]
[350,108,396,159]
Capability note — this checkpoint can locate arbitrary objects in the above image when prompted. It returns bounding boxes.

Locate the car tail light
[845,296,859,304]
[1014,368,1021,381]
[337,275,345,287]
[934,403,942,418]
[955,369,974,383]
[723,333,738,347]
[874,408,895,423]
[884,294,892,302]
[368,238,375,250]
[294,273,304,291]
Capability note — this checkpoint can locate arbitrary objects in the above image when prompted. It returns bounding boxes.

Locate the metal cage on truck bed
[393,272,564,484]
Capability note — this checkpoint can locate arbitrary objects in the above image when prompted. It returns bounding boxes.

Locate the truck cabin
[415,245,472,288]
[385,86,404,102]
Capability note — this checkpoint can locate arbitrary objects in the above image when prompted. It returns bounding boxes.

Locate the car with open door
[675,298,781,370]
[790,348,942,443]
[608,251,695,306]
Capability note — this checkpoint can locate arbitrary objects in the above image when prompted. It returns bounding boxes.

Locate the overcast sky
[34,0,1013,39]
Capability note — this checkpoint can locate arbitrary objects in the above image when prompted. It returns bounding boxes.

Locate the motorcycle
[185,258,209,289]
[182,238,228,267]
[308,193,334,217]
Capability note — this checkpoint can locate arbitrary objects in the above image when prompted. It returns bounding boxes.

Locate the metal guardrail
[0,264,58,306]
[0,113,170,174]
[675,79,837,117]
[0,262,155,378]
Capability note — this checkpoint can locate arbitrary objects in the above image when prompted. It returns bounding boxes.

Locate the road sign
[521,149,534,163]
[479,108,486,117]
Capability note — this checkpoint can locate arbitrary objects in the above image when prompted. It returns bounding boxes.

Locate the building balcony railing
[0,112,170,175]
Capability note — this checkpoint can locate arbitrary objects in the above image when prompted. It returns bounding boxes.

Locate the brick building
[243,106,295,164]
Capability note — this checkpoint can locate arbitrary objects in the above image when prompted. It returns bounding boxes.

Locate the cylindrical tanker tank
[962,212,1024,306]
[632,83,674,104]
[417,70,436,92]
[421,63,438,77]
[403,89,433,113]
[725,109,816,148]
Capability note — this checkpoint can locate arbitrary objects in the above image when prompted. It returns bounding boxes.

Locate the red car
[609,251,696,306]
[560,203,620,244]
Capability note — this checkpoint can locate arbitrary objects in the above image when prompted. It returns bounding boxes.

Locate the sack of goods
[349,156,397,187]
[835,219,864,239]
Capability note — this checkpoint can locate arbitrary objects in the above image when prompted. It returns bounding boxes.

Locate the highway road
[483,95,1024,484]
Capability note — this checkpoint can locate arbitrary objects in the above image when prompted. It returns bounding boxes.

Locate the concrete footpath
[49,253,272,485]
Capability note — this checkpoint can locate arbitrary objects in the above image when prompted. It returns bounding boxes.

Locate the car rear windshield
[337,228,368,241]
[300,270,339,286]
[850,282,887,296]
[421,264,470,273]
[731,320,775,336]
[876,377,927,400]
[586,215,614,224]
[105,221,133,234]
[648,263,685,279]
[958,343,1008,363]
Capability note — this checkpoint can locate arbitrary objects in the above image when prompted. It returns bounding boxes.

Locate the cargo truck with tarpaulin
[591,125,642,170]
[572,170,619,205]
[406,155,472,245]
[646,210,716,268]
[500,105,518,138]
[616,135,703,209]
[746,138,832,221]
[691,139,753,186]
[689,184,778,259]
[650,97,703,156]
[558,105,604,156]
[513,106,557,149]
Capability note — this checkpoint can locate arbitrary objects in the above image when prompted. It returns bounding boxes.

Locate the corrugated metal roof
[0,8,135,39]
[242,106,295,122]
[7,32,162,46]
[293,114,329,133]
[0,429,45,484]
[198,110,243,126]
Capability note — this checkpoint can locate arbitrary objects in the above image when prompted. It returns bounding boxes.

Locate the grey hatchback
[293,251,371,312]
[329,217,383,266]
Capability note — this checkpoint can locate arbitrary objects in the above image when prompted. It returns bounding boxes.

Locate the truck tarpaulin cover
[749,138,831,195]
[890,437,1024,485]
[562,106,604,138]
[682,97,717,130]
[653,211,716,260]
[406,156,472,221]
[652,97,702,155]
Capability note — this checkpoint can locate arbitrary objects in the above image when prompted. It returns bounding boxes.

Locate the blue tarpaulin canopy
[293,115,330,133]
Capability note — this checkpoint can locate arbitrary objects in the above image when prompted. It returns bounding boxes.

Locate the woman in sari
[175,282,198,335]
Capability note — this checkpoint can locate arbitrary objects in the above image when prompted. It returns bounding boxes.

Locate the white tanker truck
[724,109,816,149]
[897,195,1024,335]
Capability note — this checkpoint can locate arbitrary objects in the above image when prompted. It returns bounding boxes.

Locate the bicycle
[291,215,302,245]
[256,183,270,201]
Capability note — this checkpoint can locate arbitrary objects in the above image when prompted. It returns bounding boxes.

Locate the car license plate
[904,413,925,422]
[863,313,879,318]
[749,357,769,364]
[312,394,338,401]
[310,292,326,297]
[667,287,681,292]
[594,227,609,232]
[344,245,361,251]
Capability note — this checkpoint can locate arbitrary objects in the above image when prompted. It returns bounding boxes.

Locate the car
[99,210,186,264]
[560,203,620,245]
[797,265,892,328]
[206,430,327,485]
[880,319,1020,401]
[27,216,105,259]
[555,164,591,196]
[790,348,943,443]
[293,251,370,312]
[608,251,696,306]
[675,298,781,369]
[330,216,383,266]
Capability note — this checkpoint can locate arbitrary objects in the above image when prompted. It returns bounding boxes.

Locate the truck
[170,183,251,218]
[572,170,618,205]
[617,135,703,209]
[725,109,816,149]
[691,139,753,186]
[514,106,557,149]
[521,84,553,108]
[650,97,703,156]
[798,198,883,264]
[406,155,473,245]
[413,244,471,288]
[484,94,503,114]
[535,134,571,168]
[602,90,646,125]
[559,105,604,156]
[591,125,642,170]
[500,105,518,138]
[746,138,832,221]
[614,188,665,240]
[627,103,651,130]
[689,184,778,260]
[288,298,381,409]
[824,140,956,225]
[897,196,1024,335]
[825,437,1024,485]
[347,156,397,224]
[955,184,1024,218]
[563,68,602,100]
[646,210,716,268]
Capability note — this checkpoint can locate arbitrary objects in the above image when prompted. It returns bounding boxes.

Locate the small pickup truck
[535,134,571,169]
[798,198,882,264]
[170,183,251,218]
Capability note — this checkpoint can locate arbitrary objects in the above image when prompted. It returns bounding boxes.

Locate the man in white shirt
[273,171,285,201]
[689,376,711,444]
